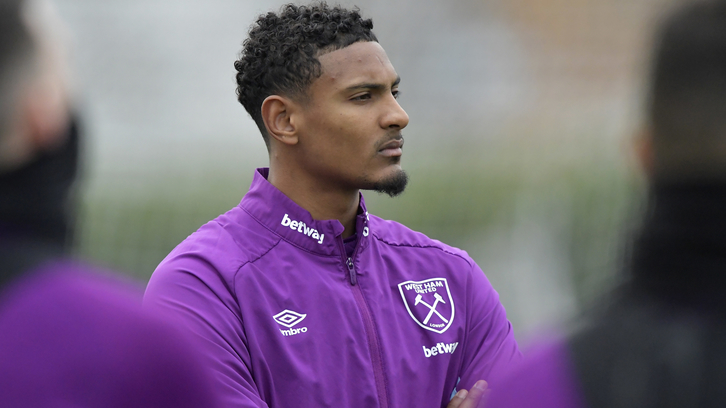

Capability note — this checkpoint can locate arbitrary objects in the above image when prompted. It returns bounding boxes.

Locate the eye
[392,89,401,99]
[351,93,372,101]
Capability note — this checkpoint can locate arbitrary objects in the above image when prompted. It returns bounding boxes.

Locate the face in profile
[22,0,72,150]
[294,41,410,196]
[0,0,72,172]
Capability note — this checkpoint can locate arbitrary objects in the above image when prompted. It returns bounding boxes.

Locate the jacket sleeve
[144,253,268,408]
[486,340,585,408]
[456,261,522,391]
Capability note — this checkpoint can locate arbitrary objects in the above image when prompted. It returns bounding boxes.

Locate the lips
[378,137,404,157]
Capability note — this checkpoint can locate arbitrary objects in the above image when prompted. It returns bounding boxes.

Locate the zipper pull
[346,257,357,286]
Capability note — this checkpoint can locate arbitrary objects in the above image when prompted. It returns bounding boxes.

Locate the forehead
[314,41,397,89]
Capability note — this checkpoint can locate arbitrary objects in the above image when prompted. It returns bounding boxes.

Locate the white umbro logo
[273,309,308,336]
[273,309,306,327]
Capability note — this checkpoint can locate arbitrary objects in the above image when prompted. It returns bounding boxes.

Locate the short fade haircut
[234,2,377,148]
[0,0,35,137]
[649,0,726,181]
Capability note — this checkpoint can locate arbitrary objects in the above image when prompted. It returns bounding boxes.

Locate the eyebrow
[345,76,401,92]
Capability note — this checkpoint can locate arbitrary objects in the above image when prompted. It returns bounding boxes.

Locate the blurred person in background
[450,1,726,407]
[0,0,219,406]
[144,2,520,407]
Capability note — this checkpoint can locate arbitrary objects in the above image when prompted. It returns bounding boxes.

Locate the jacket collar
[239,168,370,256]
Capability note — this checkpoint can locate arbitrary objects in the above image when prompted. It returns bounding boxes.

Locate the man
[0,0,219,406]
[453,1,726,407]
[144,2,521,407]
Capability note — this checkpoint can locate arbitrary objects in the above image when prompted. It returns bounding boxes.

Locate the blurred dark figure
[450,1,726,408]
[0,0,218,406]
[0,0,76,286]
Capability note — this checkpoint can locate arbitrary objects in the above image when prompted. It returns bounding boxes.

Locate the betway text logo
[281,214,325,244]
[423,342,458,358]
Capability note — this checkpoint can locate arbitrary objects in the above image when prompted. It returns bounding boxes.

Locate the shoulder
[146,205,282,311]
[156,205,281,278]
[0,262,188,341]
[0,261,143,316]
[368,214,473,267]
[0,261,217,407]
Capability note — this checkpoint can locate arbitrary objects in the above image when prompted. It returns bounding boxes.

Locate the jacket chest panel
[234,250,466,403]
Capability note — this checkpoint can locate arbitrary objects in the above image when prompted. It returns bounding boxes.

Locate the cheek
[319,117,363,148]
[303,106,372,160]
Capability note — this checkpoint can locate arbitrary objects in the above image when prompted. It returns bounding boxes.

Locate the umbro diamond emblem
[273,309,308,336]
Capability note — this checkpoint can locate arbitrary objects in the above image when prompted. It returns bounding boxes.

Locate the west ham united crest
[398,278,455,334]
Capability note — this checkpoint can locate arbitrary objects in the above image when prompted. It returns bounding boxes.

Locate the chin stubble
[371,169,408,197]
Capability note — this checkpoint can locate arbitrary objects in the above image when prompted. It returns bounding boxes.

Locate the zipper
[337,234,389,408]
[337,233,361,286]
[346,257,357,285]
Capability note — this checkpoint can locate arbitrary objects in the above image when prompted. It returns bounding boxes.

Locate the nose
[381,95,409,130]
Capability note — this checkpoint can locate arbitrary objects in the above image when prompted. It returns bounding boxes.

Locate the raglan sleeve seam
[231,238,282,303]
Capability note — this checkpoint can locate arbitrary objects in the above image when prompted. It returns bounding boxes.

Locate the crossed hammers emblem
[414,293,449,324]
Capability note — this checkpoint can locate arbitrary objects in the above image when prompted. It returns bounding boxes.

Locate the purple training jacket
[487,338,585,408]
[144,168,521,408]
[0,261,218,408]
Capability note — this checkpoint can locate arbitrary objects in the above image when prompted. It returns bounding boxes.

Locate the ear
[23,74,69,151]
[634,127,654,178]
[261,95,299,146]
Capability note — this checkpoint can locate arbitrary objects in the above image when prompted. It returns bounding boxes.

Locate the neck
[0,117,79,288]
[630,180,726,314]
[268,166,359,238]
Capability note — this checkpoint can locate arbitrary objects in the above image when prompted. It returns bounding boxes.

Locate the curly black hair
[234,2,377,146]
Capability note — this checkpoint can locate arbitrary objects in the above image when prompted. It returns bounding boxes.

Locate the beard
[370,168,408,197]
